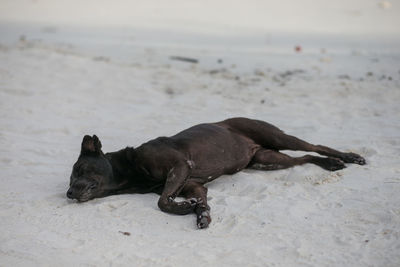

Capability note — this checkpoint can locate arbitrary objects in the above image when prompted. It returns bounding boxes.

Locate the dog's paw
[197,210,211,229]
[342,152,366,165]
[315,157,346,171]
[326,158,346,171]
[161,197,198,215]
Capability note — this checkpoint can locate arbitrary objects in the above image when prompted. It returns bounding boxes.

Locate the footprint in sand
[238,184,255,196]
[96,201,128,212]
[254,185,269,200]
[218,215,238,233]
[306,172,344,185]
[216,198,227,205]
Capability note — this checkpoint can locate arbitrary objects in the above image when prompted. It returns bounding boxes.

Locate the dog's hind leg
[264,133,366,165]
[222,117,365,165]
[181,181,211,229]
[248,149,346,171]
[269,134,365,165]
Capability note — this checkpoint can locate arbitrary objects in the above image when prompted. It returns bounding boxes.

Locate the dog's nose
[66,189,74,199]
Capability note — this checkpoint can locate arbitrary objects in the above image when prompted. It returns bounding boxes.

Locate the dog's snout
[66,188,74,199]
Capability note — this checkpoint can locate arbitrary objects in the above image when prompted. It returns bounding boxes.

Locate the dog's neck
[103,147,134,190]
[104,148,159,195]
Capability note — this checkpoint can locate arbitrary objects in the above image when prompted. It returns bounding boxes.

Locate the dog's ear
[81,135,102,155]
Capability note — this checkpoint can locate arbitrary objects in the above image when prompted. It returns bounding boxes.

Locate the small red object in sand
[295,45,302,52]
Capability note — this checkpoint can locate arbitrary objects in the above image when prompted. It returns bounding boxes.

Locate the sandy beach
[1,1,400,266]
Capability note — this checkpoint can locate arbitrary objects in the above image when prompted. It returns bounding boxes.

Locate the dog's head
[67,135,113,202]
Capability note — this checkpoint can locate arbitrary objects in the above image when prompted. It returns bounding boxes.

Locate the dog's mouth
[76,195,91,202]
[67,179,102,202]
[76,190,96,202]
[67,188,95,203]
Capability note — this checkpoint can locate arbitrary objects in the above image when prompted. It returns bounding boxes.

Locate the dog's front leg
[157,161,196,215]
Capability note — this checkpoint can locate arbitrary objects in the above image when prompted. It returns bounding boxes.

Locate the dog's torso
[133,122,260,186]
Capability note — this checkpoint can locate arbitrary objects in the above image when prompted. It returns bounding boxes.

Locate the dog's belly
[171,123,260,181]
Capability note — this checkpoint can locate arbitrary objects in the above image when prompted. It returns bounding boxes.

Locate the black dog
[67,117,365,228]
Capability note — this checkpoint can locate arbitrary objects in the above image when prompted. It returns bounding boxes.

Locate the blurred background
[1,0,399,78]
[1,0,399,36]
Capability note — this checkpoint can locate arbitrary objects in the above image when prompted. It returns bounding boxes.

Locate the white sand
[1,1,400,266]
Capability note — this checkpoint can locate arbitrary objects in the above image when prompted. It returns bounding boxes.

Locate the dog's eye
[89,182,98,190]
